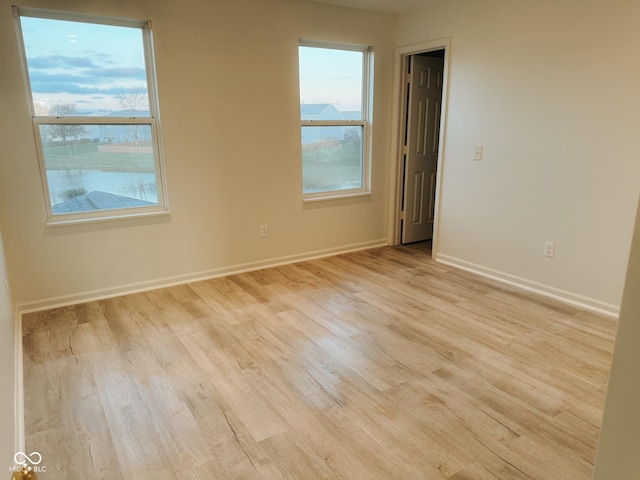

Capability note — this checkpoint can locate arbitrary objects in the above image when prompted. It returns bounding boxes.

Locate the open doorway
[389,39,449,252]
[401,50,444,244]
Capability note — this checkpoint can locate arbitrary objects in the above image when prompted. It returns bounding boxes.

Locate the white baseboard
[436,253,620,318]
[14,309,24,454]
[16,239,389,315]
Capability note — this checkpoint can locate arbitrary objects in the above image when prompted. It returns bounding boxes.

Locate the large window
[298,40,373,200]
[14,7,168,224]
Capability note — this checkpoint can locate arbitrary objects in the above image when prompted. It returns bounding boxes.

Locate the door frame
[387,38,450,254]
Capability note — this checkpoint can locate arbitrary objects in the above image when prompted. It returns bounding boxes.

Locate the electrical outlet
[473,145,483,161]
[544,241,554,257]
[260,224,268,237]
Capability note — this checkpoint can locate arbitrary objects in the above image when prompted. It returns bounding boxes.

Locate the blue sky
[20,16,148,113]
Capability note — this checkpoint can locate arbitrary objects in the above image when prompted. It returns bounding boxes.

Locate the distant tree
[116,86,149,145]
[47,103,86,146]
[116,86,148,112]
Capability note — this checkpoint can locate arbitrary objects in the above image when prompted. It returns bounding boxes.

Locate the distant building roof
[300,103,333,116]
[108,110,150,117]
[83,110,150,117]
[52,191,155,214]
[341,111,362,120]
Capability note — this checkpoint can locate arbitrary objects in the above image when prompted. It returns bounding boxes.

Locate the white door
[401,54,444,244]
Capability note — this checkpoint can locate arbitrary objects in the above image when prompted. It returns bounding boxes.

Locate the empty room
[0,0,639,478]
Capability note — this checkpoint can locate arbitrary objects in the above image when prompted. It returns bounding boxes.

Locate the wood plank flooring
[22,243,618,479]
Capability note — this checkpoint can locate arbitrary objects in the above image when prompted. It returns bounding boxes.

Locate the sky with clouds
[19,16,364,116]
[20,16,149,114]
[298,46,363,114]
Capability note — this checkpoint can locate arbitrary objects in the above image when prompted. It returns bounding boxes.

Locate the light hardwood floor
[22,243,618,479]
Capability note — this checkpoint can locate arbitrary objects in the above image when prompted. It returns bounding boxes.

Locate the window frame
[298,39,374,202]
[13,6,169,225]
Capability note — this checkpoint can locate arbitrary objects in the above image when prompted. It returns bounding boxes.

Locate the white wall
[0,0,395,307]
[593,194,640,478]
[395,0,640,311]
[0,228,16,470]
[4,0,636,314]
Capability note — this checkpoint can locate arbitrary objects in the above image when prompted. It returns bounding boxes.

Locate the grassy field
[302,140,362,193]
[43,140,362,192]
[43,142,155,173]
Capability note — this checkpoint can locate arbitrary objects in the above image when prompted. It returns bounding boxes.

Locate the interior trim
[436,253,620,318]
[16,239,389,315]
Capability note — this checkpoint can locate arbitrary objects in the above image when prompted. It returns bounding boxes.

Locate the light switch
[473,145,483,161]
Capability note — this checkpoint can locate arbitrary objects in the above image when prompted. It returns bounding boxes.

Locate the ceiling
[288,0,438,15]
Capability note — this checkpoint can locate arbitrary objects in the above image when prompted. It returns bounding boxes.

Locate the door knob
[11,465,38,480]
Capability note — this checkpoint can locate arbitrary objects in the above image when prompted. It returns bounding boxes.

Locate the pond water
[47,169,158,207]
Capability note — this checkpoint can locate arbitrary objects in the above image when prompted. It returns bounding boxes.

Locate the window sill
[45,207,170,227]
[303,190,372,203]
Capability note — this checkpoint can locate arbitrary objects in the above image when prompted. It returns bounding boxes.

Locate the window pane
[299,46,363,120]
[38,124,158,213]
[21,17,149,116]
[302,126,363,193]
